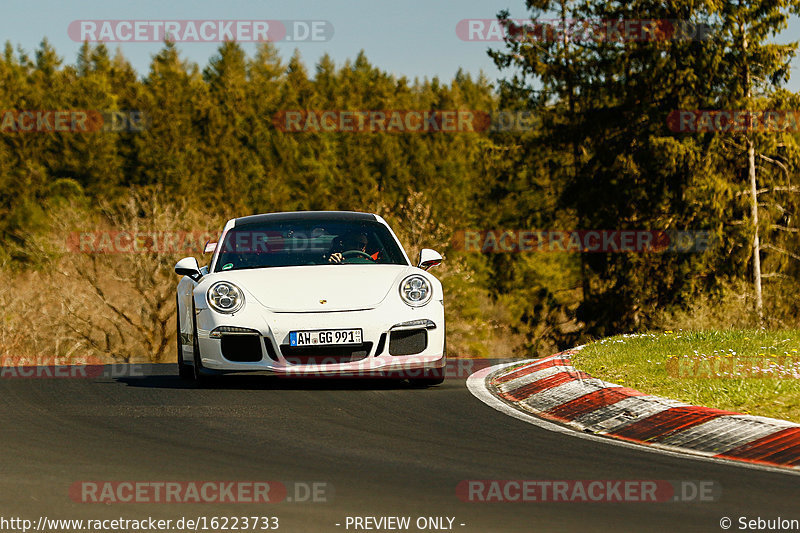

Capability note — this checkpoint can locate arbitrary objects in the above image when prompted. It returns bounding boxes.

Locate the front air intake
[220,334,263,362]
[280,343,373,364]
[388,329,427,356]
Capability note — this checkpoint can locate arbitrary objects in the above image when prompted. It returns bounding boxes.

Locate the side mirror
[175,257,202,279]
[418,248,442,271]
[203,241,217,254]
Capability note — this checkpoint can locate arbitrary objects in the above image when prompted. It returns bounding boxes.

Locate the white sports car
[175,211,446,386]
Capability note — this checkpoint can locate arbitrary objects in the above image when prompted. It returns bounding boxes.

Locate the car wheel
[191,302,210,385]
[177,296,193,380]
[408,366,445,387]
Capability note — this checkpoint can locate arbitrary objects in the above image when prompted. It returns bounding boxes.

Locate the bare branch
[771,224,799,233]
[761,243,800,262]
[757,153,790,179]
[762,272,792,280]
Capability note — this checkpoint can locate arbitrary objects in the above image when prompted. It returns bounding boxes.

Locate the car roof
[233,211,377,227]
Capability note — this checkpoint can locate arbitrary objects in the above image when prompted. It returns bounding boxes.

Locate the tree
[490,0,742,335]
[714,0,800,324]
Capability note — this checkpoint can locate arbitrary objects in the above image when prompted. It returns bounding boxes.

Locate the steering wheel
[341,250,375,262]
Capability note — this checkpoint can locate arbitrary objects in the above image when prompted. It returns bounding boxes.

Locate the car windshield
[213,218,409,271]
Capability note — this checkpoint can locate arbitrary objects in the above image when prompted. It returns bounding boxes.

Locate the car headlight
[207,281,245,314]
[399,275,432,307]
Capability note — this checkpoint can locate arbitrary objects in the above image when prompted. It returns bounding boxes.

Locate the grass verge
[572,330,800,423]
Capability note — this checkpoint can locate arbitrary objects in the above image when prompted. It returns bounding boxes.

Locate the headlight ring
[207,281,245,313]
[399,275,432,307]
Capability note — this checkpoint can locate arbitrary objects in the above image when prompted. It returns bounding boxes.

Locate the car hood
[215,264,416,312]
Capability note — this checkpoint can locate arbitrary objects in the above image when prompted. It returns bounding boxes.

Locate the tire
[177,296,193,380]
[191,302,210,385]
[408,365,445,387]
[409,340,446,387]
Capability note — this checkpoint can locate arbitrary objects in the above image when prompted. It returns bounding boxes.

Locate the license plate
[289,329,363,346]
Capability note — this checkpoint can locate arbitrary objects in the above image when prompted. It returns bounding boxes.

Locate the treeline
[487,0,800,336]
[1,0,800,362]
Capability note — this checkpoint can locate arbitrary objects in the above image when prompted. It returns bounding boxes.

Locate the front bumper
[193,299,445,377]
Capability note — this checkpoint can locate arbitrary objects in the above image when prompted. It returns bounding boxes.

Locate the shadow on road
[114,366,435,391]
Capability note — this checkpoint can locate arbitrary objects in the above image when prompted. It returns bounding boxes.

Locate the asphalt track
[1,363,799,533]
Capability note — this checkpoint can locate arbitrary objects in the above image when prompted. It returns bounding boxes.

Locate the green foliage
[574,329,800,422]
[490,0,800,338]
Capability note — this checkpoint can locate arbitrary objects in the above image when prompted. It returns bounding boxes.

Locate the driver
[327,232,372,263]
